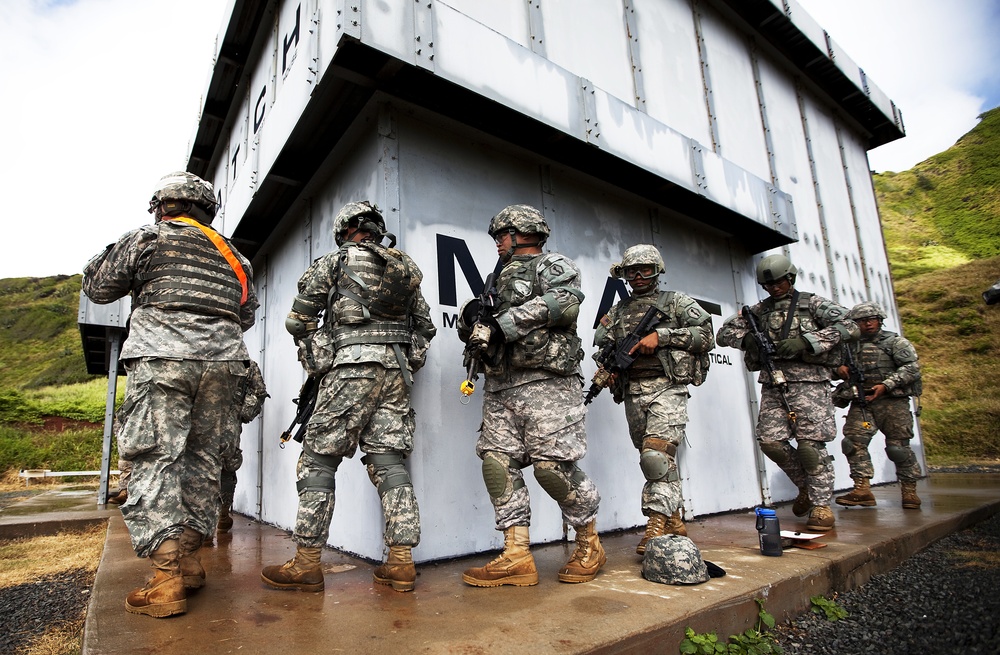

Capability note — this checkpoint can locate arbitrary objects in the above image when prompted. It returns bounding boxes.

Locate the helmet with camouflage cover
[848,301,887,321]
[148,171,218,221]
[611,244,665,279]
[756,254,797,285]
[488,205,551,243]
[333,201,387,246]
[641,534,709,585]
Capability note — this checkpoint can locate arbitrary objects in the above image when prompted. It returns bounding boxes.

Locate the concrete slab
[0,485,115,539]
[56,474,1000,653]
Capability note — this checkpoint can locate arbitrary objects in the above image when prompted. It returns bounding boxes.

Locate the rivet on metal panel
[352,5,359,12]
[429,55,434,60]
[417,49,421,55]
[416,36,421,41]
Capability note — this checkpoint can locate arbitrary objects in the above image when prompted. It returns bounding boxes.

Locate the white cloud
[796,0,1000,172]
[0,0,227,279]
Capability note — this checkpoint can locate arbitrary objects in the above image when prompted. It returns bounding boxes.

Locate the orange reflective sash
[167,216,249,305]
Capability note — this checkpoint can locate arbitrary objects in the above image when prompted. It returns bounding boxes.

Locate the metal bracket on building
[622,1,646,111]
[692,0,721,154]
[526,0,546,58]
[414,0,435,70]
[691,141,707,194]
[307,8,321,89]
[580,78,601,147]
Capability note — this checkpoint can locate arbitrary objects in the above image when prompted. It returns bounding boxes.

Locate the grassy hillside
[876,107,1000,281]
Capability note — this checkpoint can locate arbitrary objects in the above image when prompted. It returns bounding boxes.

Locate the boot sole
[902,503,922,509]
[183,576,205,590]
[461,573,539,587]
[374,576,415,592]
[805,523,834,532]
[125,598,187,617]
[260,573,324,592]
[558,553,608,584]
[836,498,877,507]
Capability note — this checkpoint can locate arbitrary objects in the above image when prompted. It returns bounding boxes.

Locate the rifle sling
[778,290,799,340]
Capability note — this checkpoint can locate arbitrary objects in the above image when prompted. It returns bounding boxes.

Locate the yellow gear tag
[460,380,476,396]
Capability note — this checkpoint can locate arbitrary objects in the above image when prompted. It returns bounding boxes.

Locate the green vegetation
[680,598,783,654]
[809,595,848,622]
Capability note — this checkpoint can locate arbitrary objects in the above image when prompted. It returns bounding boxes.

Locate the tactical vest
[487,254,583,376]
[857,331,922,397]
[612,291,711,386]
[329,241,415,348]
[756,291,837,366]
[134,221,244,321]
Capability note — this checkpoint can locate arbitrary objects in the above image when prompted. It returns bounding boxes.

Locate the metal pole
[98,328,121,505]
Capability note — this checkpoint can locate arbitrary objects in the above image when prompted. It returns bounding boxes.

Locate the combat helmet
[333,201,391,246]
[148,171,218,221]
[641,534,709,585]
[488,205,550,243]
[756,254,797,285]
[611,244,665,280]
[848,301,887,321]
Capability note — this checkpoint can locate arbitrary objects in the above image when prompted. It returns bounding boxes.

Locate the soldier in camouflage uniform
[592,245,714,554]
[82,171,258,618]
[716,254,858,532]
[833,302,923,509]
[459,205,605,587]
[261,201,436,593]
[218,358,268,532]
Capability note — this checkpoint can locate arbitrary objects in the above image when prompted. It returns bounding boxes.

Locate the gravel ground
[0,569,94,655]
[773,466,1000,655]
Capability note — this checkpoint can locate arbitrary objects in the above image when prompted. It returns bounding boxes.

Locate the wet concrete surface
[4,475,999,654]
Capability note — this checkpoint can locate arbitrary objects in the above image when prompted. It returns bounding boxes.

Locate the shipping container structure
[177,0,913,561]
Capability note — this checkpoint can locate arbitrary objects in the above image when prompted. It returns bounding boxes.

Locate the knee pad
[796,441,829,476]
[885,445,913,464]
[840,434,870,457]
[533,460,585,503]
[758,440,792,466]
[482,451,525,504]
[363,452,412,496]
[297,443,341,494]
[640,438,679,482]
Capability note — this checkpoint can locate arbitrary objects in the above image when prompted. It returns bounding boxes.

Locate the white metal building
[174,0,916,562]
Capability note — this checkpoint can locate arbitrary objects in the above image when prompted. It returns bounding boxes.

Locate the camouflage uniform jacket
[717,290,857,384]
[845,329,921,397]
[594,288,714,391]
[82,219,257,361]
[484,252,585,392]
[296,245,435,370]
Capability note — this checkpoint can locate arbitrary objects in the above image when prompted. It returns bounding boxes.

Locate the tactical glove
[775,336,809,358]
[741,332,759,358]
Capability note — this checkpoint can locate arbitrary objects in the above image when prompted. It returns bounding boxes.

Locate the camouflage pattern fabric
[116,457,132,493]
[219,359,268,507]
[294,364,420,548]
[477,375,598,529]
[624,382,688,516]
[757,381,837,506]
[842,397,921,483]
[641,534,709,585]
[117,358,246,557]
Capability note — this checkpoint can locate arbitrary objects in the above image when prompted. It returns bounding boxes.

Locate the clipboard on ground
[780,530,827,549]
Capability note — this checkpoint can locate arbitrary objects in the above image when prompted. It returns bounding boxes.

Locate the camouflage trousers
[219,415,243,507]
[756,381,836,507]
[623,380,689,517]
[294,363,420,549]
[118,358,246,557]
[842,396,922,483]
[477,375,600,530]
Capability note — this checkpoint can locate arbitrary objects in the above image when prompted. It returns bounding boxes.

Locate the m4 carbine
[584,304,664,405]
[279,375,320,447]
[460,272,499,403]
[741,305,796,432]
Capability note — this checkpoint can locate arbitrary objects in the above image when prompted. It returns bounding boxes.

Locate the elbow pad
[285,294,325,336]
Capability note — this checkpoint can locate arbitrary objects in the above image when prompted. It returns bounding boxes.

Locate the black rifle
[279,375,320,447]
[460,272,500,402]
[741,306,797,432]
[584,304,665,405]
[842,345,872,429]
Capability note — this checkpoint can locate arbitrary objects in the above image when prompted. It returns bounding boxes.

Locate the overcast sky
[1,0,998,279]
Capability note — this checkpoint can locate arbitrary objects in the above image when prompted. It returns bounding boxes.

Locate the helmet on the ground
[848,301,887,321]
[756,254,797,285]
[612,244,665,279]
[149,171,217,218]
[641,535,709,585]
[334,201,386,245]
[488,205,550,244]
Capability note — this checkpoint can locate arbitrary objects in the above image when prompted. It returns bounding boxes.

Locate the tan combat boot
[805,505,835,532]
[792,487,812,517]
[125,539,187,617]
[836,478,877,507]
[178,527,206,590]
[217,504,234,533]
[374,545,416,592]
[462,525,538,587]
[106,489,127,506]
[558,519,607,583]
[261,546,325,592]
[665,509,688,536]
[636,511,667,555]
[901,481,922,509]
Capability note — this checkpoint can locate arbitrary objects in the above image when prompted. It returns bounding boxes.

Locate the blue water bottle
[755,507,783,557]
